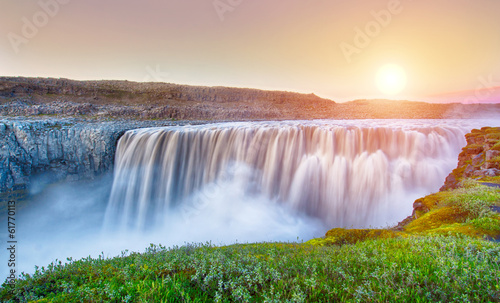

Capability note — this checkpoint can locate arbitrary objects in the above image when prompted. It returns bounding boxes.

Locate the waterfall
[104,120,468,232]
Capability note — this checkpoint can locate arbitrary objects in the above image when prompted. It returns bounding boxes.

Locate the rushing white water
[104,120,470,231]
[3,119,496,282]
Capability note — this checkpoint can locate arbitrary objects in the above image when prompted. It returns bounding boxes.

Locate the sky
[1,0,500,102]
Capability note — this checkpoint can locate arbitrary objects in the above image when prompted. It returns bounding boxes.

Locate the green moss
[307,228,401,246]
[450,165,467,182]
[421,214,500,239]
[469,128,482,134]
[415,191,453,211]
[103,90,134,100]
[405,206,469,233]
[304,237,332,246]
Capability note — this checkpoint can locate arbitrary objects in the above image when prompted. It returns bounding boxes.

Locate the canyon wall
[0,119,193,195]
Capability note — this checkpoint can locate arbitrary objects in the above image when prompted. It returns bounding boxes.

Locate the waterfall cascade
[104,120,468,231]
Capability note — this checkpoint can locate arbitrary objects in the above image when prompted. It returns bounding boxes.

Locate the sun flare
[376,64,407,96]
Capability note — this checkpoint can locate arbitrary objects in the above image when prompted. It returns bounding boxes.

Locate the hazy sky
[1,0,500,101]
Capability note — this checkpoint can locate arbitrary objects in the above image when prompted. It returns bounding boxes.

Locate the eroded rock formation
[0,118,195,194]
[441,127,500,190]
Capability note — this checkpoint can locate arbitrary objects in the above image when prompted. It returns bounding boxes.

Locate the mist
[1,168,324,282]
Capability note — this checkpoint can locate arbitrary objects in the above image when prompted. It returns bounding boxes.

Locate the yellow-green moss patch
[405,206,469,234]
[415,191,453,211]
[307,228,402,246]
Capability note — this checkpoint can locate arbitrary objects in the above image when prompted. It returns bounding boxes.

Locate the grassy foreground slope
[1,237,500,302]
[1,128,500,302]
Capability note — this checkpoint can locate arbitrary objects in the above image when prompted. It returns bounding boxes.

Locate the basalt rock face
[0,118,195,194]
[440,127,500,191]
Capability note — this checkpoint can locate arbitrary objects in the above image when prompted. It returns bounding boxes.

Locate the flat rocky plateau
[2,77,500,120]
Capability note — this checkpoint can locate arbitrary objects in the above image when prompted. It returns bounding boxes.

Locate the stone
[480,150,500,170]
[471,153,484,167]
[481,162,498,170]
[412,200,429,219]
[472,169,500,177]
[464,164,475,177]
[440,173,458,191]
[413,201,424,209]
[466,146,484,155]
[485,139,498,150]
[485,150,500,162]
[0,118,195,193]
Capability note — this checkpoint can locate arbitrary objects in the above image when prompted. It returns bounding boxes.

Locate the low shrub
[2,237,500,302]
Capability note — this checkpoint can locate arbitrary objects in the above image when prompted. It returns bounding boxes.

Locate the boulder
[464,164,475,177]
[471,153,484,167]
[472,169,500,178]
[485,150,500,162]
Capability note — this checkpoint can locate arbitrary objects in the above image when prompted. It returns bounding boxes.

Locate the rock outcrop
[441,127,500,190]
[393,126,500,231]
[0,118,198,194]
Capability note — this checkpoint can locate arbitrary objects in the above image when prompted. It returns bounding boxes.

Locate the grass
[404,181,500,238]
[1,237,500,302]
[305,228,402,246]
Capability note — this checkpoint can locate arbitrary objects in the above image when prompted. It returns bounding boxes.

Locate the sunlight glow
[376,64,407,96]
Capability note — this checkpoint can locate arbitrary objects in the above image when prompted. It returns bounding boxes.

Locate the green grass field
[1,236,499,302]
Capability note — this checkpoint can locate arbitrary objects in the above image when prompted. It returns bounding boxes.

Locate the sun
[376,64,407,96]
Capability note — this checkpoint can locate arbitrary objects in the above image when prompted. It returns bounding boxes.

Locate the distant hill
[426,87,500,104]
[1,77,499,120]
[0,77,333,105]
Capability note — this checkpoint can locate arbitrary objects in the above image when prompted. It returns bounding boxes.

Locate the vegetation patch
[405,206,469,233]
[403,182,500,236]
[414,191,453,211]
[2,237,500,302]
[448,182,500,218]
[306,228,401,246]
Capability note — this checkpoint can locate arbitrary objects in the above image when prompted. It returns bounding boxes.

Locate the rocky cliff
[377,127,500,242]
[390,127,500,231]
[441,127,500,190]
[0,118,197,195]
